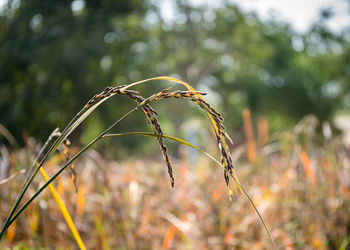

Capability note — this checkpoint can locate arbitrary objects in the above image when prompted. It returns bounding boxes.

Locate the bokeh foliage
[0,0,349,147]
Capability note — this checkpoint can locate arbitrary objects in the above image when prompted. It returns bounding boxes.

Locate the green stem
[0,107,138,239]
[1,95,107,240]
[0,128,62,240]
[6,137,100,228]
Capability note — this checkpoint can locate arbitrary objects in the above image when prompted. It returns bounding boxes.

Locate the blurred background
[0,0,350,249]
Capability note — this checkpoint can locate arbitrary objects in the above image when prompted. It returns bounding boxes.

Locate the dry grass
[1,113,349,249]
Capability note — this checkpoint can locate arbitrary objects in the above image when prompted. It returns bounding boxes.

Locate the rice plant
[0,76,277,249]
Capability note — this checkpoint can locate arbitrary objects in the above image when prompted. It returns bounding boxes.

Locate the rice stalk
[3,76,227,228]
[0,76,276,249]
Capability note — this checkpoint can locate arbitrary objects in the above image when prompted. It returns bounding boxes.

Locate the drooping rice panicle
[135,89,235,187]
[83,86,236,188]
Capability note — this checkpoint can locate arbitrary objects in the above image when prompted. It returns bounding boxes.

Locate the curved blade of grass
[1,76,215,237]
[104,132,277,249]
[39,167,86,250]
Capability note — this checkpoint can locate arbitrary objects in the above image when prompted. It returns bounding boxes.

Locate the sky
[233,0,350,32]
[1,0,349,33]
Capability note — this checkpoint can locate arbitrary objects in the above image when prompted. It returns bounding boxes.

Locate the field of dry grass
[1,113,349,249]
